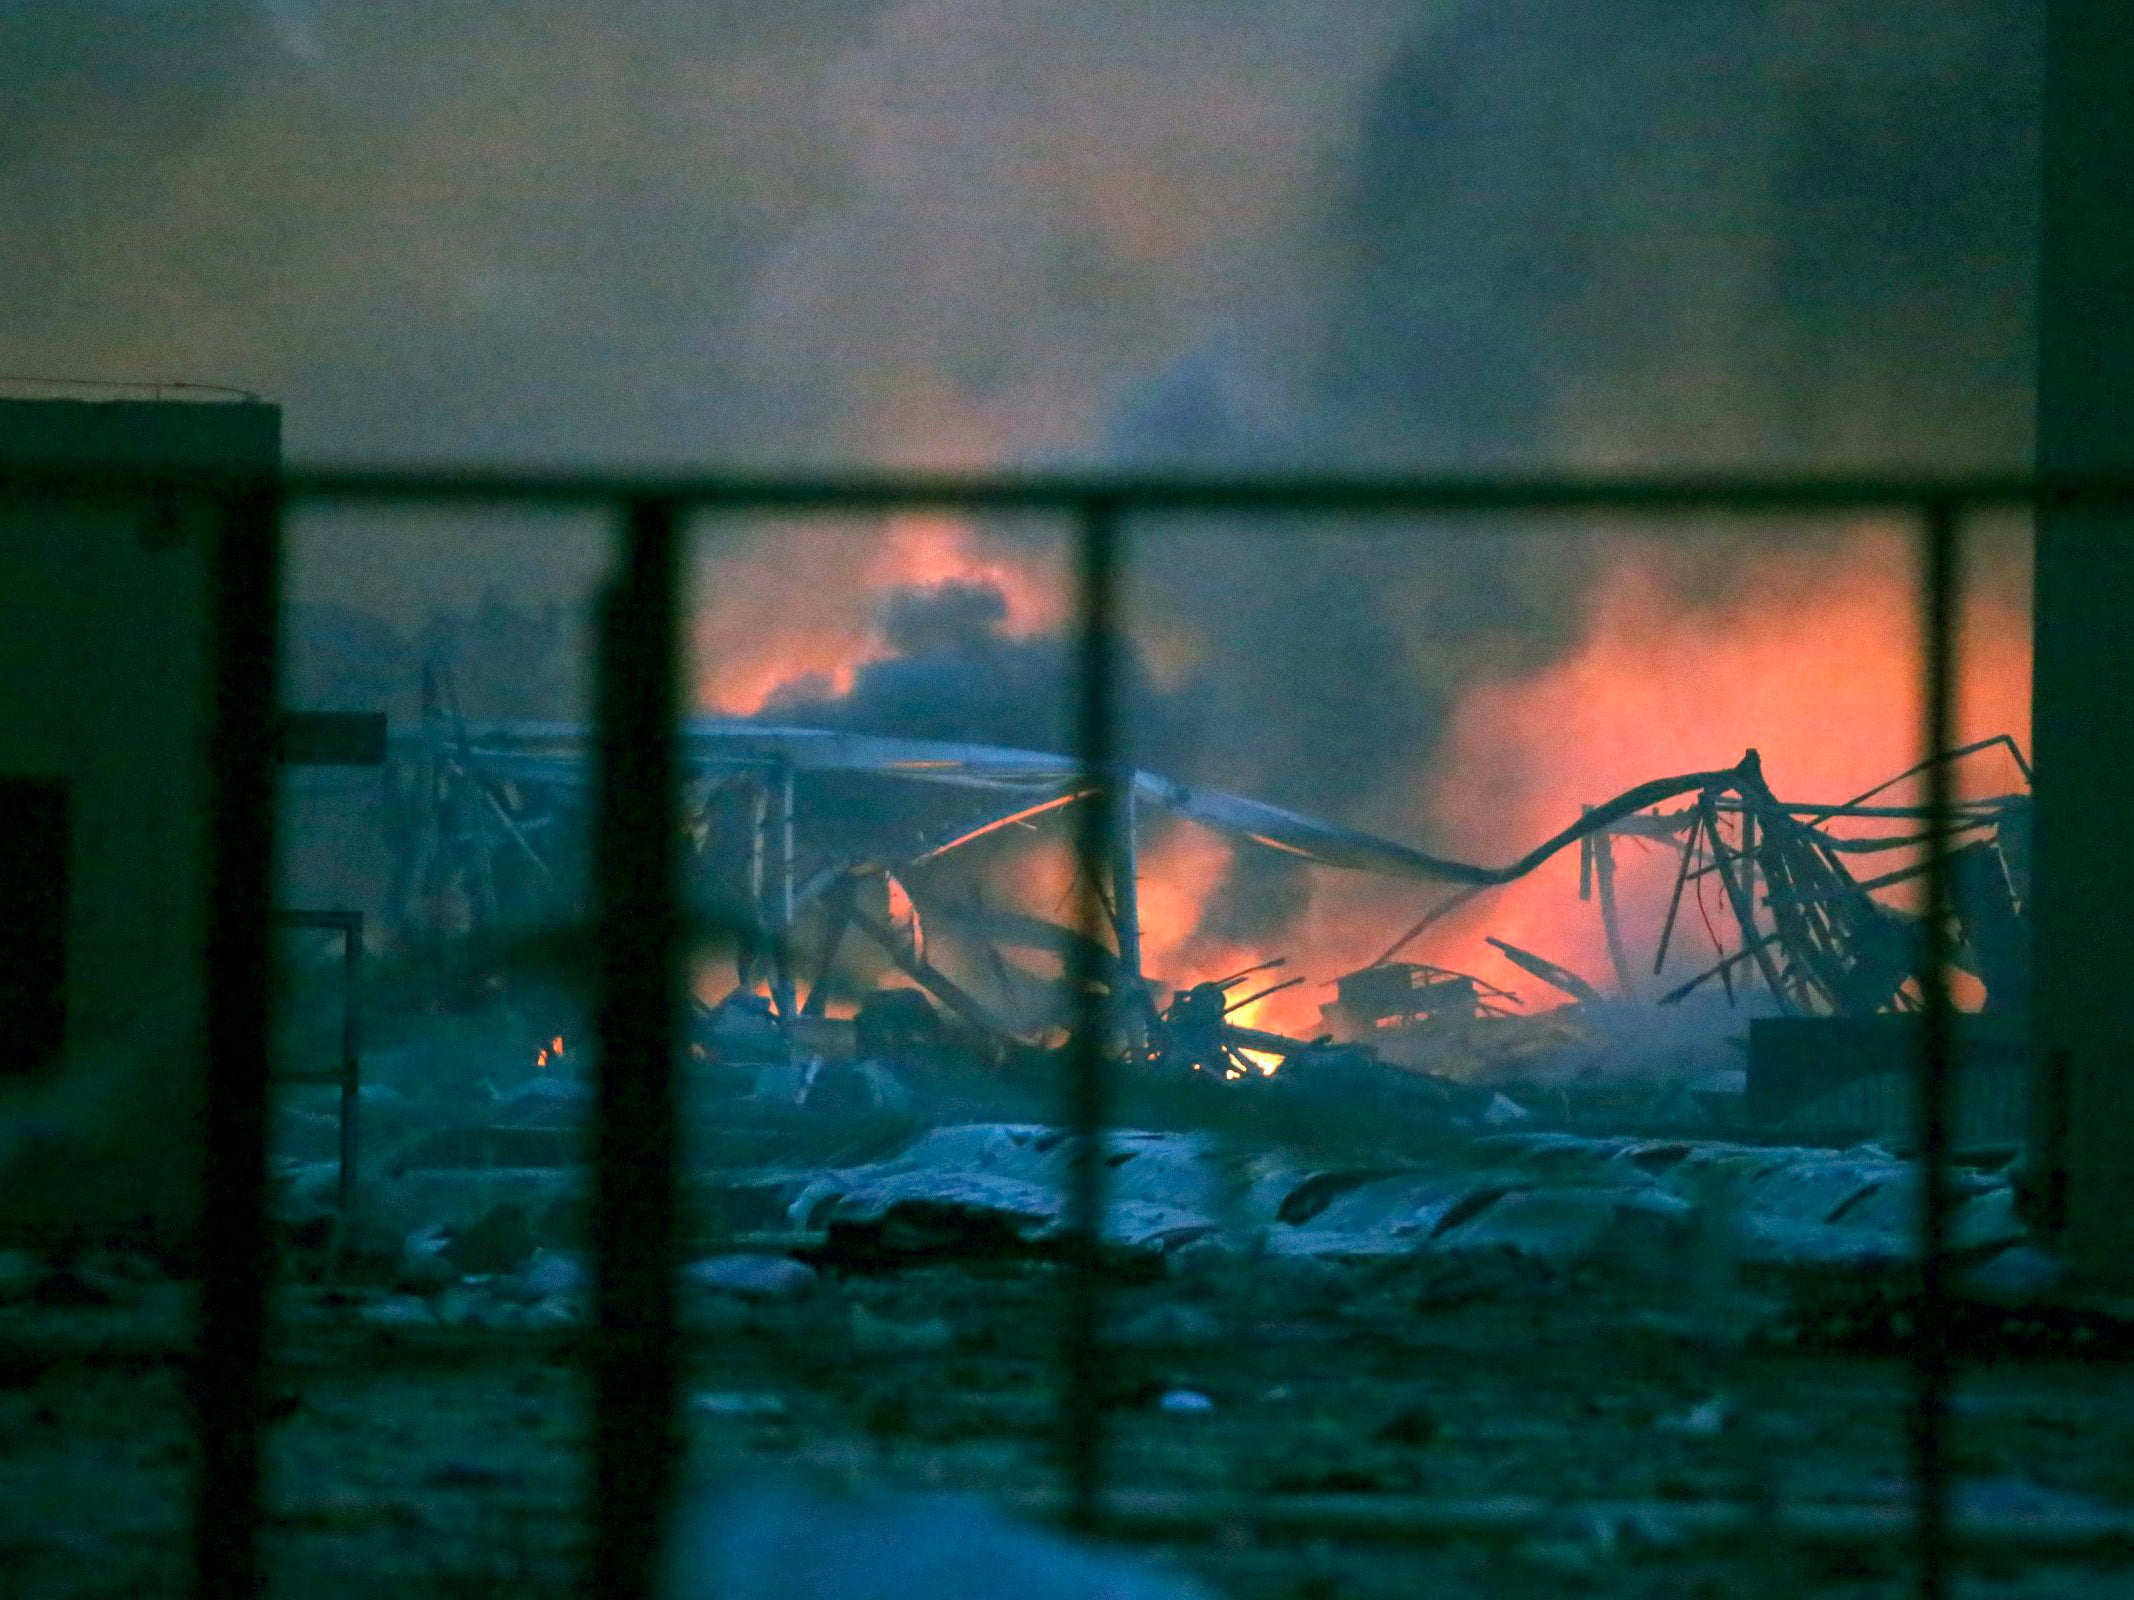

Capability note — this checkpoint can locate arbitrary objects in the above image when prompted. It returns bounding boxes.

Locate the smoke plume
[12,1,2045,1008]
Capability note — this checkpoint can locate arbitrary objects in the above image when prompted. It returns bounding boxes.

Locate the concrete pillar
[2032,0,2134,1280]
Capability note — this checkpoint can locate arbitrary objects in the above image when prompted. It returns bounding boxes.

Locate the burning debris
[349,696,2029,1146]
[244,696,2068,1550]
[1321,960,1522,1033]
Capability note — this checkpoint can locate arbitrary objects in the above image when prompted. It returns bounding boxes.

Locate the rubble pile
[239,1111,2062,1345]
[773,1123,2034,1279]
[339,717,2034,1155]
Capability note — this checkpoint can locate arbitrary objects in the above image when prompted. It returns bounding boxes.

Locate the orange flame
[1393,525,2032,1000]
[689,515,2033,1035]
[1112,523,2034,1028]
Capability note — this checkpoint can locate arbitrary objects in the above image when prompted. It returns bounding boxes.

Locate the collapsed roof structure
[1360,735,2033,1021]
[377,671,2031,1074]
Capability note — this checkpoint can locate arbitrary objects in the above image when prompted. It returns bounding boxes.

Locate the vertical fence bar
[589,496,685,1600]
[1910,501,1962,1600]
[337,914,363,1233]
[1062,496,1123,1531]
[193,476,283,1600]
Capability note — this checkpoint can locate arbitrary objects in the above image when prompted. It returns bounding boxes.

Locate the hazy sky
[9,1,2042,991]
[6,2,2037,473]
[6,0,2042,791]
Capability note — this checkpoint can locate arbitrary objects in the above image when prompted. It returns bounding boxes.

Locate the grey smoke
[18,0,2041,926]
[1325,0,2040,471]
[764,576,1198,769]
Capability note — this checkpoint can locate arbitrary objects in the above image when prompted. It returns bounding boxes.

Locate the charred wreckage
[336,669,2032,1149]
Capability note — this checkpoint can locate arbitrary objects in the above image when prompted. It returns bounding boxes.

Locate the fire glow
[1406,527,2033,1001]
[700,517,2032,1036]
[694,513,1067,717]
[1110,525,2033,1032]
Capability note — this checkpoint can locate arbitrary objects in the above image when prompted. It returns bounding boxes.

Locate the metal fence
[267,909,364,1228]
[20,463,2134,1600]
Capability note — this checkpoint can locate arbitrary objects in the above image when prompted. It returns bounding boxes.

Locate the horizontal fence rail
[8,461,2134,510]
[11,465,2134,1600]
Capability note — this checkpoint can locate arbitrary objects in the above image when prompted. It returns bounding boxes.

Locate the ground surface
[3,1252,2132,1599]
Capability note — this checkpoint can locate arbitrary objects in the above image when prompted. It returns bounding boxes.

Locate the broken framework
[391,713,2032,1055]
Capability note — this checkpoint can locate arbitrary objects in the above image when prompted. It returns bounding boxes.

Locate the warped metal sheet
[399,719,1757,886]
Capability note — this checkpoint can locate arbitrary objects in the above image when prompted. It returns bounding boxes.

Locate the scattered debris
[393,718,2030,1131]
[357,1293,438,1331]
[523,1296,581,1330]
[1113,1304,1225,1349]
[669,1481,1212,1600]
[1655,1396,1734,1438]
[397,1225,460,1294]
[504,1247,587,1305]
[1487,937,1607,1008]
[693,1391,791,1420]
[756,1121,2035,1285]
[1958,1243,2065,1303]
[1432,1185,1693,1271]
[684,1255,818,1302]
[849,1305,955,1355]
[1157,1388,1216,1416]
[444,1200,537,1276]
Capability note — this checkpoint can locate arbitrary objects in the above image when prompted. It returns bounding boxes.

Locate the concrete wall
[0,398,281,1072]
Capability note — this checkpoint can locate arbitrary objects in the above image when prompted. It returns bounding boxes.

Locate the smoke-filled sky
[7,0,2045,1003]
[5,2,2038,474]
